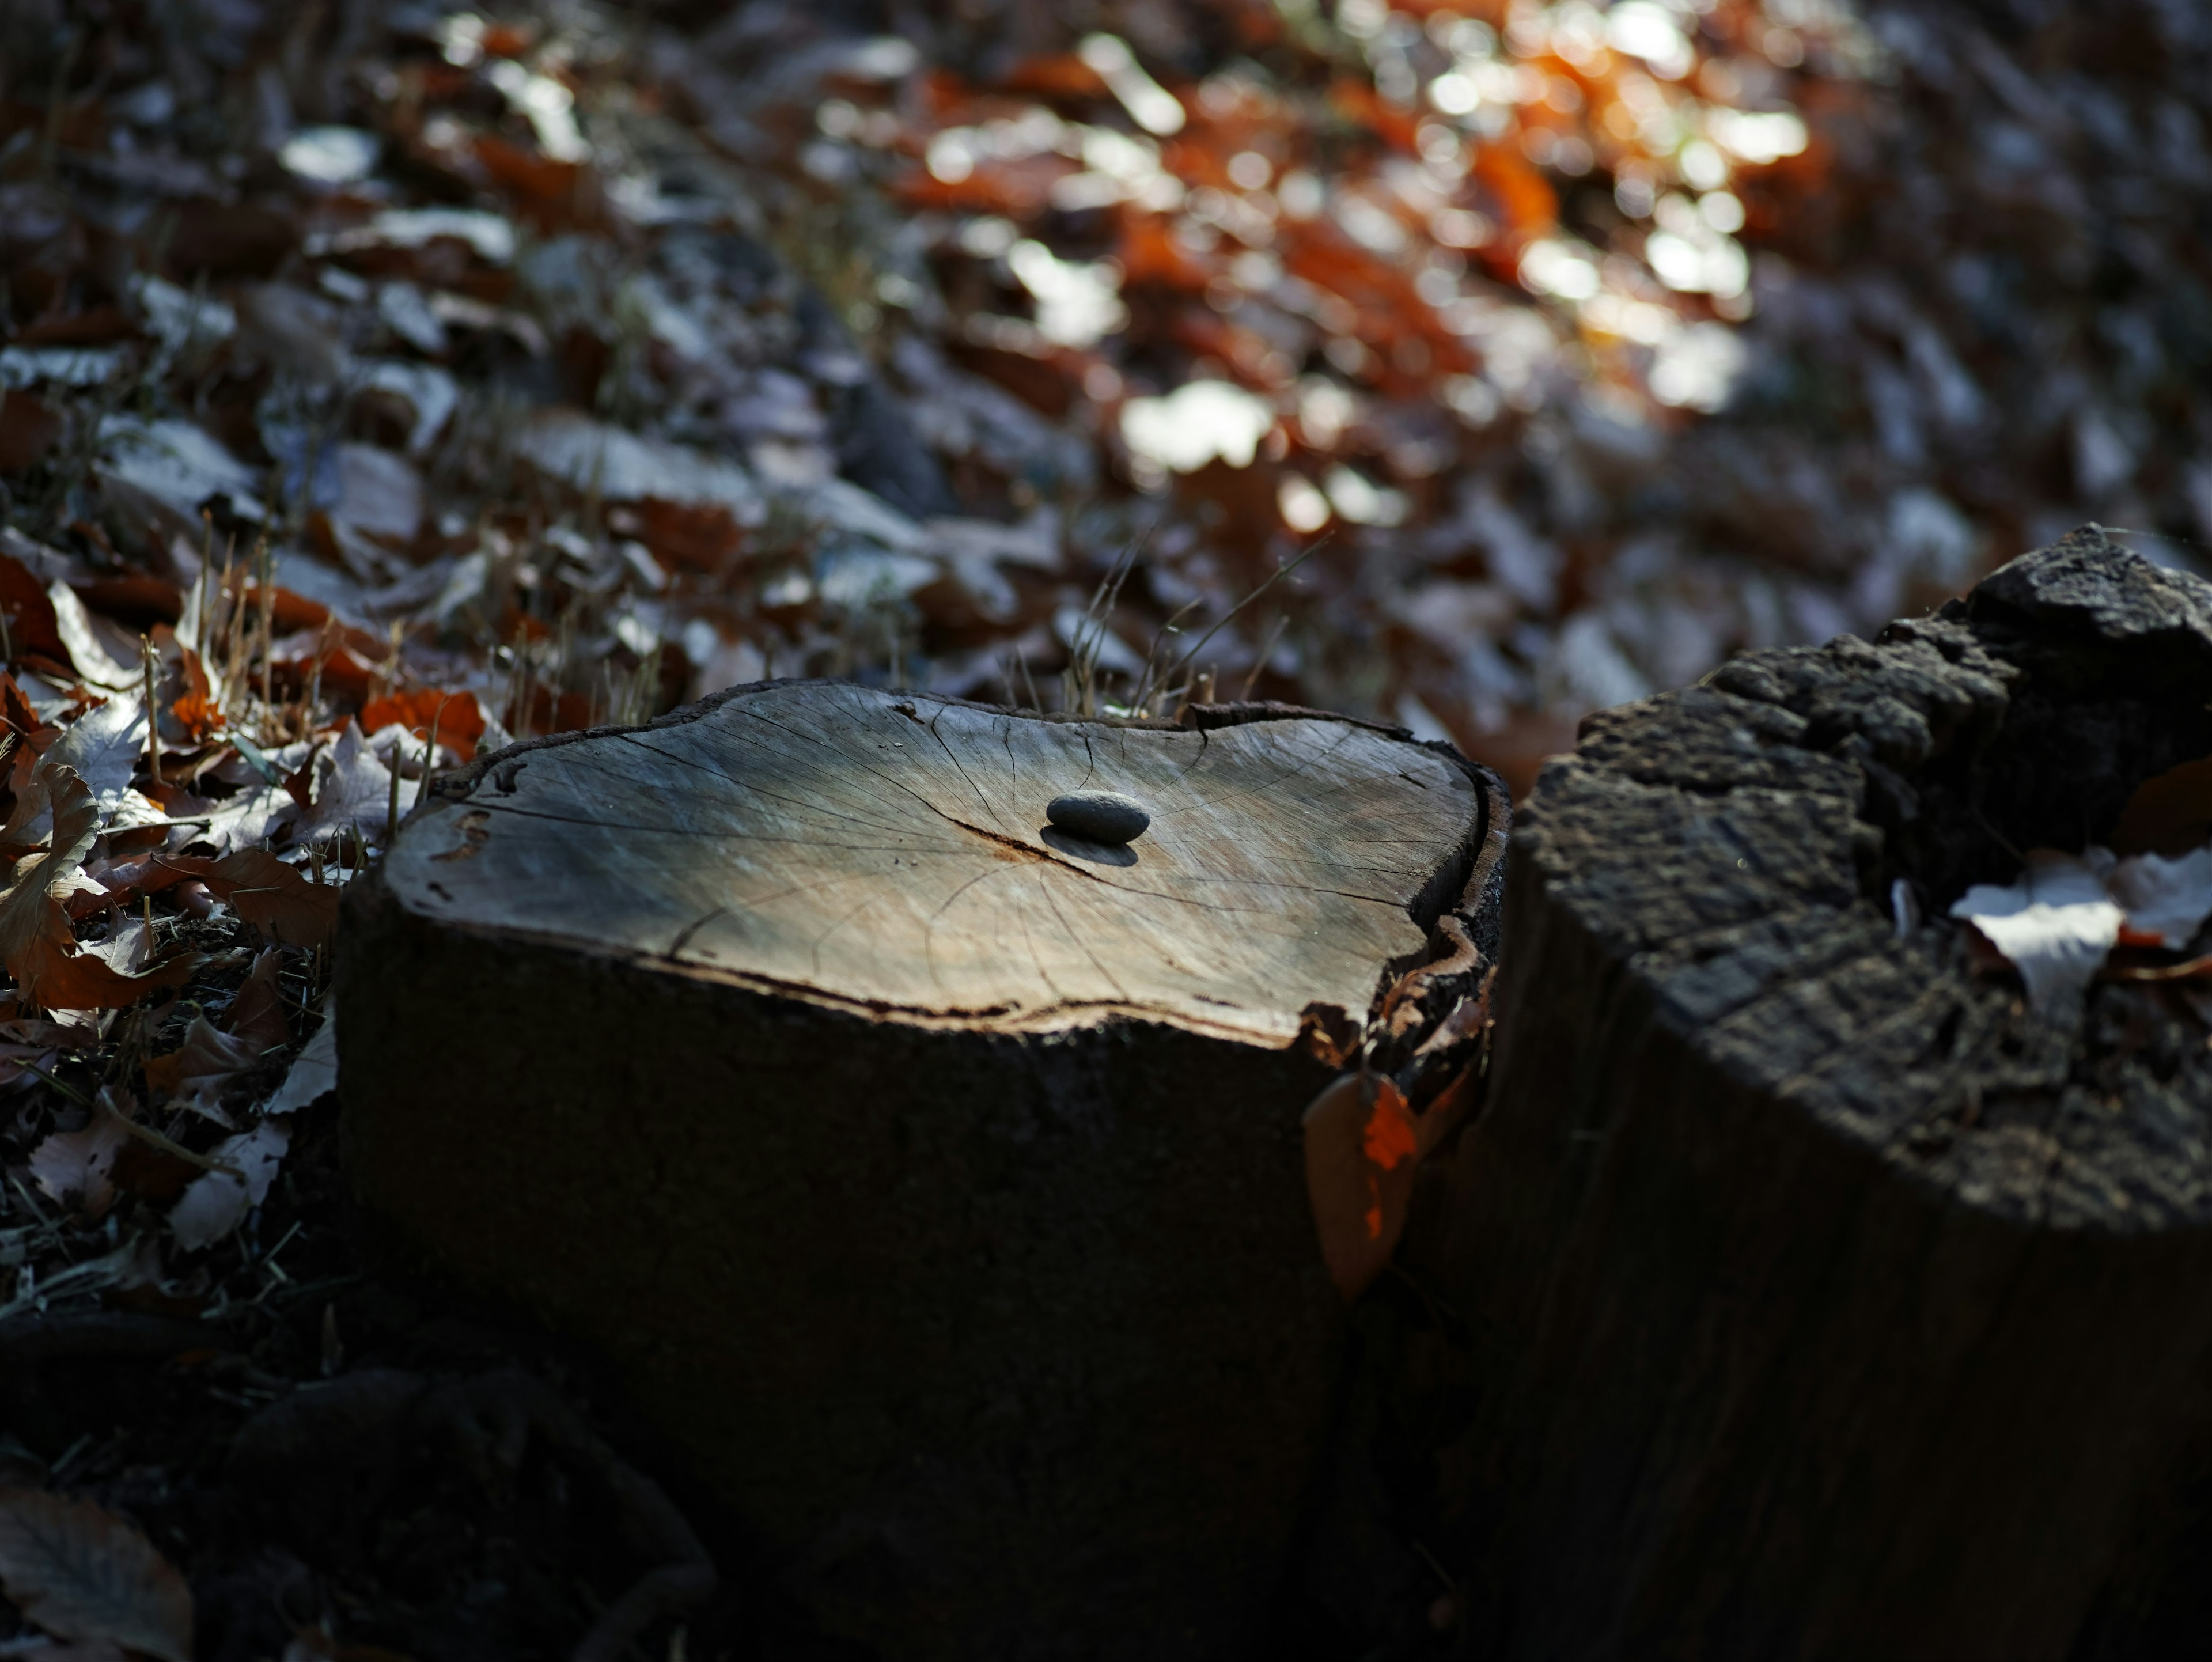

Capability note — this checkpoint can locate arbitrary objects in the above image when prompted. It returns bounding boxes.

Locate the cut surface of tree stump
[1398,529,2212,1660]
[338,680,1503,1660]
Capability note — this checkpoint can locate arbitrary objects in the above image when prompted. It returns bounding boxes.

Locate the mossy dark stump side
[336,682,1507,1660]
[1410,529,2212,1660]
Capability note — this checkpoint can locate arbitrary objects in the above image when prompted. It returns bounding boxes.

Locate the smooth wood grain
[386,683,1477,1042]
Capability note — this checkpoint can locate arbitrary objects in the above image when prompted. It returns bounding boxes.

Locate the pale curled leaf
[45,582,140,693]
[27,1104,130,1218]
[169,1116,290,1251]
[144,1015,258,1127]
[0,1489,194,1662]
[264,1010,338,1117]
[2107,845,2212,950]
[1950,849,2123,1017]
[290,720,398,846]
[44,694,147,820]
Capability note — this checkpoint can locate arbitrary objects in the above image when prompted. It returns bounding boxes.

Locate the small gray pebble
[1047,789,1150,845]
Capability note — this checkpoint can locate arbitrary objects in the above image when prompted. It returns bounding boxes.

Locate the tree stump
[336,682,1505,1659]
[1404,529,2212,1660]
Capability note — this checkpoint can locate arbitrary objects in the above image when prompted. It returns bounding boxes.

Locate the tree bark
[336,680,1504,1660]
[1396,529,2212,1660]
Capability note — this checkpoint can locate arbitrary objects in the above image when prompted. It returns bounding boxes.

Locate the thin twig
[1239,613,1290,700]
[113,1116,245,1181]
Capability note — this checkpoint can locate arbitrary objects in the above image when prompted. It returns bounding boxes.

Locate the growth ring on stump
[339,681,1502,1658]
[1418,529,2212,1660]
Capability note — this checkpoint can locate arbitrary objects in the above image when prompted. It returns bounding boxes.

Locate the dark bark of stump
[1384,529,2212,1660]
[336,682,1506,1661]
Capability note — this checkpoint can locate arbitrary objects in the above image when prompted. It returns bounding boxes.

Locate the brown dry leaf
[228,948,292,1054]
[0,763,196,1010]
[0,552,70,668]
[27,1102,131,1218]
[144,1016,259,1126]
[158,850,339,948]
[1302,1070,1422,1302]
[0,1489,194,1662]
[290,721,399,847]
[0,668,45,739]
[2111,756,2212,857]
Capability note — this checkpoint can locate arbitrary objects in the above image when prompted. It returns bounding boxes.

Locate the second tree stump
[1397,529,2212,1660]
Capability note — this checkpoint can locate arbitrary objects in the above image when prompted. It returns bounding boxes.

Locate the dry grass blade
[0,1489,194,1662]
[1150,533,1329,713]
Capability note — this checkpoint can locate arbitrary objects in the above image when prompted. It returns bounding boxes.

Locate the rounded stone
[1046,789,1150,845]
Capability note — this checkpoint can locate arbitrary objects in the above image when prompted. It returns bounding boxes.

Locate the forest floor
[0,0,2209,1655]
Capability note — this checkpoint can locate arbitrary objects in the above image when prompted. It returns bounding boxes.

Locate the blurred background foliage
[2,0,2209,792]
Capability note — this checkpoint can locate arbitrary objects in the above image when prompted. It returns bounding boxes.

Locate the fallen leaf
[191,779,297,855]
[1950,849,2124,1018]
[0,1038,58,1088]
[46,583,140,692]
[0,668,45,739]
[44,694,147,821]
[264,1009,337,1117]
[1302,1070,1421,1301]
[359,687,486,762]
[289,721,398,846]
[169,1115,290,1251]
[168,648,222,742]
[143,1016,257,1125]
[227,948,292,1053]
[0,553,71,667]
[79,917,153,977]
[158,849,338,948]
[2107,845,2212,950]
[28,1104,130,1218]
[0,763,196,1010]
[2111,756,2212,857]
[0,1488,194,1662]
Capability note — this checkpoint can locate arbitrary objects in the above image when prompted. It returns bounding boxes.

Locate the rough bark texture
[337,680,1504,1661]
[1391,529,2212,1660]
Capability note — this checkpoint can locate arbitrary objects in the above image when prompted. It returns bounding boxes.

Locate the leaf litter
[3,0,2212,1653]
[1952,835,2212,1019]
[0,1489,193,1662]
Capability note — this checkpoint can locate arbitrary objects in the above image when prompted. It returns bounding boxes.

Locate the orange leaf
[1302,1070,1423,1301]
[1361,1079,1419,1172]
[1472,143,1559,241]
[359,687,486,762]
[169,648,222,743]
[158,850,339,948]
